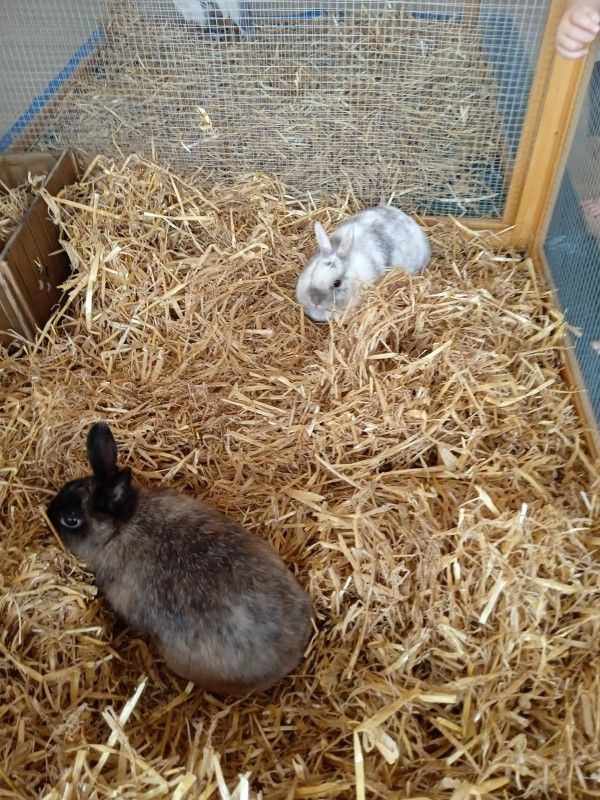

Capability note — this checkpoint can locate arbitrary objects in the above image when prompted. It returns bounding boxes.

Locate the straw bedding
[1,155,599,799]
[30,0,506,215]
[0,173,46,244]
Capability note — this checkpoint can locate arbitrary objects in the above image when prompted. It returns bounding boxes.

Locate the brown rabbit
[46,422,312,695]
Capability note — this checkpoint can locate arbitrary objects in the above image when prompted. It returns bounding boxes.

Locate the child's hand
[556,4,600,58]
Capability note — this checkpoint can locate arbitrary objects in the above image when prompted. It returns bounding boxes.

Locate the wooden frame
[511,54,590,248]
[529,50,599,251]
[501,0,567,227]
[423,215,507,233]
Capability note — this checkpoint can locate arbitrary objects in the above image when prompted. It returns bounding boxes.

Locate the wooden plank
[531,54,598,253]
[511,51,589,248]
[44,149,79,195]
[8,201,68,327]
[7,223,49,320]
[531,241,600,460]
[23,152,79,321]
[0,263,36,343]
[502,0,566,226]
[0,276,28,347]
[423,215,506,232]
[0,149,79,343]
[421,214,513,246]
[0,153,58,189]
[29,203,69,315]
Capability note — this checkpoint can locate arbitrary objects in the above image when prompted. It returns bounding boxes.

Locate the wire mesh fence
[544,54,600,429]
[1,0,550,215]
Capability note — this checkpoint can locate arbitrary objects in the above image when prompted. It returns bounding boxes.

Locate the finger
[557,29,593,49]
[557,46,590,58]
[567,22,600,42]
[582,200,600,217]
[562,17,599,41]
[556,44,589,57]
[571,7,600,32]
[556,38,590,57]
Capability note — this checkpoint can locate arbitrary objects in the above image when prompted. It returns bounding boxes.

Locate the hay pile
[1,155,599,799]
[30,1,506,215]
[0,173,46,244]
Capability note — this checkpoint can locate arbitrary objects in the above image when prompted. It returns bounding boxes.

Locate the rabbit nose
[309,288,326,307]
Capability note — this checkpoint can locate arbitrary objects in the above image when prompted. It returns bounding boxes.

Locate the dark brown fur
[47,423,312,696]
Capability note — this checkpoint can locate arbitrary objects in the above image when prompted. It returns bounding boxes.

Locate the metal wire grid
[544,55,600,428]
[0,1,104,144]
[1,0,550,215]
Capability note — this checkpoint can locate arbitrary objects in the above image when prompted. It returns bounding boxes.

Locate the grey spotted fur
[296,206,431,322]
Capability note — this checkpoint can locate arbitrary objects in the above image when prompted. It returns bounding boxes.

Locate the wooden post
[531,48,599,252]
[510,50,591,248]
[502,0,567,226]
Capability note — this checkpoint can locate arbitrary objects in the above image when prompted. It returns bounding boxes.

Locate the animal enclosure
[1,2,599,800]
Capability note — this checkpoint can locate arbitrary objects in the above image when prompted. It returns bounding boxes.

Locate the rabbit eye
[332,279,342,289]
[60,511,83,530]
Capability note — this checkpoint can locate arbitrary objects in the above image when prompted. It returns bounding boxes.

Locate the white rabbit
[295,206,431,322]
[171,0,249,34]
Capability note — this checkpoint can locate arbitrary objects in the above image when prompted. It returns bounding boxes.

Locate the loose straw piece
[93,676,147,776]
[353,732,365,800]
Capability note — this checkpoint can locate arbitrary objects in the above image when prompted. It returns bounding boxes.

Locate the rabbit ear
[314,221,333,254]
[87,422,118,482]
[111,467,132,506]
[336,226,354,258]
[92,467,134,516]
